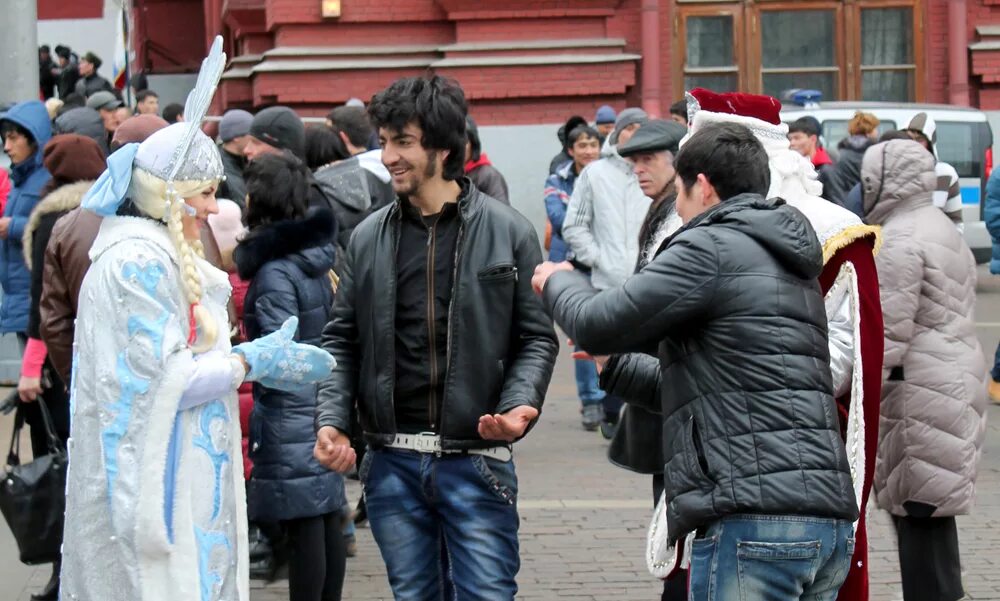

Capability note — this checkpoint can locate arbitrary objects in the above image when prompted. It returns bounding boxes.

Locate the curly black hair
[367,75,468,181]
[244,152,312,228]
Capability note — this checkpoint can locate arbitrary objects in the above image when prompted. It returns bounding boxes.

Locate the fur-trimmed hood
[234,208,337,280]
[24,180,93,270]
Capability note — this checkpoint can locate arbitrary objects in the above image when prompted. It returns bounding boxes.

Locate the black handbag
[0,395,67,564]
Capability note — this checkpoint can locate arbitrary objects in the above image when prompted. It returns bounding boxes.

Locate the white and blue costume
[59,38,335,601]
[61,212,249,601]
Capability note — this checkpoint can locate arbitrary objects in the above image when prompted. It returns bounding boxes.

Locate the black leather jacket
[315,180,559,449]
[544,194,858,542]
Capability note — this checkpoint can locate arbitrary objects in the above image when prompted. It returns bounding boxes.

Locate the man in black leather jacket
[313,75,558,600]
[534,122,858,601]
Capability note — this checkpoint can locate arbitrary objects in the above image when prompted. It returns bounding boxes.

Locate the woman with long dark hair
[235,152,347,601]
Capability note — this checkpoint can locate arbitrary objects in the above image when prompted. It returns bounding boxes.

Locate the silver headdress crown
[134,36,226,184]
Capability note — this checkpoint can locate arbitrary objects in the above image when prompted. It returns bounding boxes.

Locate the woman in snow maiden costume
[60,39,336,601]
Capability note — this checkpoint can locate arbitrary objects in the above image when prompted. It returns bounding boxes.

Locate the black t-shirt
[393,198,460,433]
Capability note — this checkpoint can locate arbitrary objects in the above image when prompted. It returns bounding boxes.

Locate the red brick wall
[274,22,453,46]
[38,0,103,20]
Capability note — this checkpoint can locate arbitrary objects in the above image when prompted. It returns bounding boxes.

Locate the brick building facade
[50,0,1000,124]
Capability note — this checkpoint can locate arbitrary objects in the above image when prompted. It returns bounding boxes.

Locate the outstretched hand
[478,405,540,442]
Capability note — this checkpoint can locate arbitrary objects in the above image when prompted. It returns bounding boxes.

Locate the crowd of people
[0,39,992,601]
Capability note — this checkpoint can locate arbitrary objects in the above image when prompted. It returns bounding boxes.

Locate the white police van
[781,98,994,263]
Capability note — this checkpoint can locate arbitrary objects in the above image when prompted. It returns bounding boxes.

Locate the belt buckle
[414,432,440,454]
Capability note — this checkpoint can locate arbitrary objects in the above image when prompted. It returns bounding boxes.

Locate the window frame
[673,0,924,102]
[749,1,846,101]
[674,4,746,97]
[850,0,924,101]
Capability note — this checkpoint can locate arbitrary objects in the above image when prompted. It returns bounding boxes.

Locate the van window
[934,122,982,178]
[820,120,896,151]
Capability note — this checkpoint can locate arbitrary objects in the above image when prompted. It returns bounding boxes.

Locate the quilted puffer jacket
[544,193,858,542]
[235,208,345,522]
[862,140,988,518]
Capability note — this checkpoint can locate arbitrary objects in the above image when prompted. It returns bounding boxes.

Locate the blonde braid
[166,192,218,352]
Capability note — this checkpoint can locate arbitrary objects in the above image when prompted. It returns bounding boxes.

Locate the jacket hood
[357,149,390,183]
[53,107,109,156]
[2,100,52,153]
[861,139,936,225]
[813,147,834,167]
[234,208,337,280]
[683,193,824,280]
[314,158,370,212]
[2,100,52,170]
[838,134,874,153]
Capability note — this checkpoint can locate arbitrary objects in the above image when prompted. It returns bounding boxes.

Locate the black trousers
[653,474,688,601]
[282,512,347,601]
[893,514,964,601]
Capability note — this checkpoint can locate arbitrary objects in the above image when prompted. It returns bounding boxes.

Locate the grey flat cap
[86,91,122,111]
[617,119,688,157]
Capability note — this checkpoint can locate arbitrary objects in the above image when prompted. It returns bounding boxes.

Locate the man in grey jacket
[562,108,650,435]
[534,122,858,601]
[563,108,650,290]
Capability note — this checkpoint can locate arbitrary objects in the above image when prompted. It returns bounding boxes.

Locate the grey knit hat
[219,109,253,143]
[611,108,648,146]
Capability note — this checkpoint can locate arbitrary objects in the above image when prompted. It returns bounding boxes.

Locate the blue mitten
[233,316,336,391]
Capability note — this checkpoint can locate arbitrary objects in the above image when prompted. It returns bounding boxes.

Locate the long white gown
[61,216,249,601]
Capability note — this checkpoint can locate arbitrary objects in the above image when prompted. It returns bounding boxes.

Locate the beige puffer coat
[863,139,987,518]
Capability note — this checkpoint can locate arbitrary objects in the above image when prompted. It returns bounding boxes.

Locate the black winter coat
[544,194,859,542]
[315,179,559,449]
[217,146,247,212]
[235,208,345,522]
[605,192,675,475]
[832,135,875,205]
[313,157,395,253]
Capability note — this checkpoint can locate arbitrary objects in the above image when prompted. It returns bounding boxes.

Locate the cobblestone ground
[11,269,1000,600]
[244,339,1000,601]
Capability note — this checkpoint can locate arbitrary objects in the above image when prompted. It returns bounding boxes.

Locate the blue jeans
[361,448,520,600]
[688,514,855,601]
[574,346,606,407]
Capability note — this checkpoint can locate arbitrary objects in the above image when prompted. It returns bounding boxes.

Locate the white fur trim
[825,261,867,530]
[688,109,865,250]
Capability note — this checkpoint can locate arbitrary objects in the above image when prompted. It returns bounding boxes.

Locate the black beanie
[249,106,305,160]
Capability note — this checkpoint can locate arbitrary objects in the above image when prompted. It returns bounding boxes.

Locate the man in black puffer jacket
[534,122,858,601]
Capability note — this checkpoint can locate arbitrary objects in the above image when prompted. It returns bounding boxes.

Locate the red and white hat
[682,88,823,201]
[682,88,865,247]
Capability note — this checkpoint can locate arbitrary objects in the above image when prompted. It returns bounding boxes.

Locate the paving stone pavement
[9,271,1000,601]
[245,339,1000,601]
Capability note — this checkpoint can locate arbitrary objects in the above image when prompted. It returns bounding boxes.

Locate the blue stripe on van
[961,186,981,205]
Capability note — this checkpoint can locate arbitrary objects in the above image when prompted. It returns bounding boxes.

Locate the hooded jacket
[562,147,651,290]
[862,140,987,518]
[465,154,510,205]
[831,135,874,205]
[543,160,577,262]
[985,169,1000,275]
[313,156,394,252]
[234,208,345,522]
[544,194,859,541]
[54,107,110,156]
[0,101,52,333]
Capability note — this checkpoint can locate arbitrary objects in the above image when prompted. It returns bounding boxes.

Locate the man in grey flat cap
[561,107,651,438]
[578,117,692,601]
